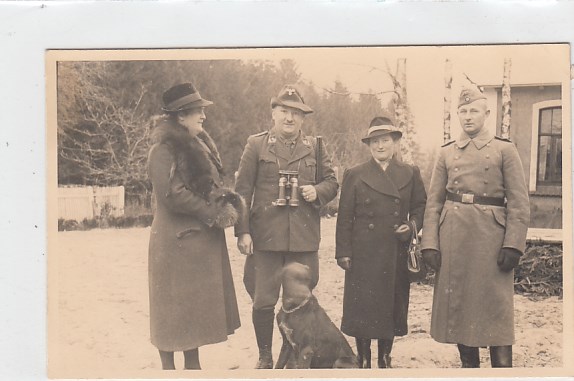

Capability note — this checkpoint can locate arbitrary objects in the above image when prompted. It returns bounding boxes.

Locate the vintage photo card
[46,44,572,379]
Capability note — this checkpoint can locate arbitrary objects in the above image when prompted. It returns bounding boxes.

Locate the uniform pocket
[491,208,507,228]
[258,157,277,178]
[302,157,317,183]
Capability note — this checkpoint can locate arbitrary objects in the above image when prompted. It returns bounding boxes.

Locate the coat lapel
[360,159,401,198]
[288,135,313,164]
[385,158,413,191]
[266,133,290,162]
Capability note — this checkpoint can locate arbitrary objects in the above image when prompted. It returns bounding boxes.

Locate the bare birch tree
[443,59,453,143]
[501,58,512,138]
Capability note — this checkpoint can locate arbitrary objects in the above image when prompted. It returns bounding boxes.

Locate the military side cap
[162,82,213,112]
[458,87,486,107]
[361,116,402,144]
[270,85,313,114]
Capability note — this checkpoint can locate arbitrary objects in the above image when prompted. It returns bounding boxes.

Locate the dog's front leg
[296,346,314,369]
[275,329,293,369]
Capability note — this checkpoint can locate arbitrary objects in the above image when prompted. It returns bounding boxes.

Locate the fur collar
[150,116,223,198]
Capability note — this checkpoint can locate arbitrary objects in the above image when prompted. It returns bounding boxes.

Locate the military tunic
[235,130,339,252]
[421,127,530,347]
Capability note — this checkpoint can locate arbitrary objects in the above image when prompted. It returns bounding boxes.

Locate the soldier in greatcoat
[421,87,530,367]
[335,116,427,368]
[234,85,339,368]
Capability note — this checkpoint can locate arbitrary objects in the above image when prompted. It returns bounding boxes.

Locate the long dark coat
[147,119,240,351]
[336,158,427,339]
[421,129,530,347]
[234,130,339,252]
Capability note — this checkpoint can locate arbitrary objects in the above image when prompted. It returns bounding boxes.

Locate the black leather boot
[490,345,512,368]
[253,308,275,369]
[457,344,480,368]
[355,338,371,368]
[377,339,393,368]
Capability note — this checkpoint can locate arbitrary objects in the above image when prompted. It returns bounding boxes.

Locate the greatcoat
[421,128,530,347]
[234,129,339,252]
[147,119,240,351]
[336,158,427,339]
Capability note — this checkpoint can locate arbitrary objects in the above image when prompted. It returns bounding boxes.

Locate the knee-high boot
[252,308,275,369]
[355,338,371,369]
[490,345,512,368]
[457,344,480,368]
[377,338,393,368]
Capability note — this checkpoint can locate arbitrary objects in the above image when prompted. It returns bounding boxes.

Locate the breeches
[246,250,319,310]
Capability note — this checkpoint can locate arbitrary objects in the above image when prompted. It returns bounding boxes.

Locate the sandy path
[49,219,562,377]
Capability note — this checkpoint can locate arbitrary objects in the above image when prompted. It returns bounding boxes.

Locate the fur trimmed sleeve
[148,144,218,227]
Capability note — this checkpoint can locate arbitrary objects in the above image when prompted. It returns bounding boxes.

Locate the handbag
[407,220,427,283]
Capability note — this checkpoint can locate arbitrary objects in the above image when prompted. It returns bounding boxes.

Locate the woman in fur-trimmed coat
[147,83,241,370]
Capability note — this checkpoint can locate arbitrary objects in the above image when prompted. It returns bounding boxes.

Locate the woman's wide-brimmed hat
[270,84,313,114]
[162,82,213,112]
[361,116,402,144]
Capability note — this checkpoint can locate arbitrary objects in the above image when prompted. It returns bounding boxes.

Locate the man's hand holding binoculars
[300,185,317,203]
[237,233,253,255]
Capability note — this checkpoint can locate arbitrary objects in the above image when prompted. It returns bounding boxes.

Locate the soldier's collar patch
[268,135,277,144]
[302,137,311,147]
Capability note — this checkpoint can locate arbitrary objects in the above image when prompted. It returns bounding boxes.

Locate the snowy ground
[49,218,563,378]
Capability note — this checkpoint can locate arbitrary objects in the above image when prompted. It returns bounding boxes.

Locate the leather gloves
[337,257,352,271]
[497,247,522,272]
[394,223,412,242]
[422,249,441,271]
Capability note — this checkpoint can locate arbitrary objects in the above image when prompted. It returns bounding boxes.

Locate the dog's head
[281,262,312,309]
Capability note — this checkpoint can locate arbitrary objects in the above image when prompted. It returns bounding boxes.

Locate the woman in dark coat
[335,116,427,368]
[147,83,242,370]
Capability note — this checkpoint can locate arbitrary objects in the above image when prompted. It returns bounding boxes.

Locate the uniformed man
[421,87,530,368]
[234,85,339,368]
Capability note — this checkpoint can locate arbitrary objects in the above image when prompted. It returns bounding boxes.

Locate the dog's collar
[281,294,312,314]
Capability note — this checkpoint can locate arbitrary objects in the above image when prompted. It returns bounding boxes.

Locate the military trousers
[245,250,319,310]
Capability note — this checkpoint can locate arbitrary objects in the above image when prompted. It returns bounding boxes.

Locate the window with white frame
[529,100,562,192]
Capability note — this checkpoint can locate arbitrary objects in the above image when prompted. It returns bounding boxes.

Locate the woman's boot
[184,348,201,370]
[377,338,393,368]
[158,350,175,370]
[490,345,512,368]
[355,338,371,368]
[457,344,480,368]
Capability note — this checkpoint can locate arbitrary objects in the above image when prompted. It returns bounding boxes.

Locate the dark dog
[275,263,358,369]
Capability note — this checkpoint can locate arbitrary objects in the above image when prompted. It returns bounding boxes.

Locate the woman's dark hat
[162,83,213,112]
[270,85,313,114]
[361,116,402,143]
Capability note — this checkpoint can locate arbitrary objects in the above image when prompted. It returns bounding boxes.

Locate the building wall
[494,85,562,228]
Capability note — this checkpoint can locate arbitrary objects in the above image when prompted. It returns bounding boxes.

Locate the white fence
[58,186,125,221]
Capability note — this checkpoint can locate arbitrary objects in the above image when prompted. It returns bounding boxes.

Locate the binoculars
[273,170,299,207]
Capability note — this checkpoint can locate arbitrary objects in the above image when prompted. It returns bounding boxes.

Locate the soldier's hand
[300,185,318,203]
[422,249,441,271]
[337,257,352,271]
[394,223,412,242]
[497,247,522,272]
[237,233,253,255]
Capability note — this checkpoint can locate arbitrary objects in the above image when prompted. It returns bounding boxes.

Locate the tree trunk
[501,58,512,139]
[443,59,453,144]
[393,58,415,164]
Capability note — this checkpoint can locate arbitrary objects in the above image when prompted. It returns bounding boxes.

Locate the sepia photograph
[46,44,572,379]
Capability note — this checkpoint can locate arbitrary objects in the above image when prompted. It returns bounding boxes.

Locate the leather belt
[446,191,506,207]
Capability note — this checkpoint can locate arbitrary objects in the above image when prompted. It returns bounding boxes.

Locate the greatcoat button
[393,211,399,216]
[454,180,459,185]
[484,180,489,184]
[486,154,490,159]
[483,193,487,196]
[365,199,371,205]
[454,167,459,171]
[368,224,375,230]
[485,166,489,170]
